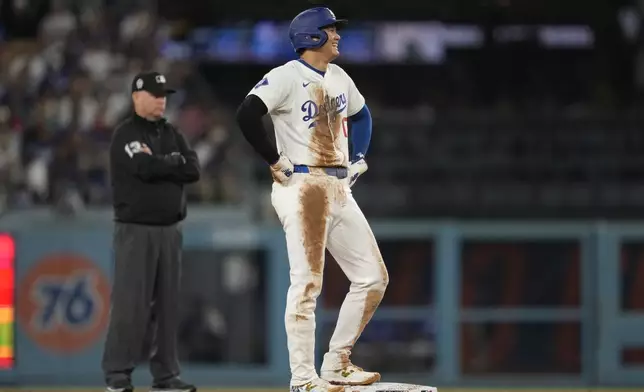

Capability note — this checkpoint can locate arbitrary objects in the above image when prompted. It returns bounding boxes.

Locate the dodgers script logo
[301,93,347,128]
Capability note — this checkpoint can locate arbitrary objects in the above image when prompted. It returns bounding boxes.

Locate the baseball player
[235,7,389,392]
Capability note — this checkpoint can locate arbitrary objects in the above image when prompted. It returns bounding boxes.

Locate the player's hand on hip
[348,158,368,187]
[270,153,294,185]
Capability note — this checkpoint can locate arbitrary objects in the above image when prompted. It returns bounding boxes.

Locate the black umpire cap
[131,71,176,97]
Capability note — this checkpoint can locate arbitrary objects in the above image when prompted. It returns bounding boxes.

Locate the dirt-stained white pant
[271,170,389,387]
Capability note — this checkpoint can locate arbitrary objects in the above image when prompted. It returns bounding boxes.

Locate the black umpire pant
[102,222,183,386]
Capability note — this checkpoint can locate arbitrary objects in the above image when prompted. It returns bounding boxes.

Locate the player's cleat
[150,379,196,392]
[290,378,345,392]
[321,363,381,386]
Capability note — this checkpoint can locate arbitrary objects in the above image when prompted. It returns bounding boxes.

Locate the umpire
[102,71,200,392]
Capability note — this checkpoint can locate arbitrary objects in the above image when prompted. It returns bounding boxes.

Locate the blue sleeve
[348,104,372,162]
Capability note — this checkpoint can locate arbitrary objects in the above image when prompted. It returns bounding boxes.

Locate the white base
[341,382,437,392]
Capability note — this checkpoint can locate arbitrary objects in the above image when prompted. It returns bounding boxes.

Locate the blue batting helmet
[288,7,348,53]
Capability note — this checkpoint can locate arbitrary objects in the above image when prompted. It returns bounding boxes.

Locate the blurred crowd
[0,0,252,214]
[2,0,643,220]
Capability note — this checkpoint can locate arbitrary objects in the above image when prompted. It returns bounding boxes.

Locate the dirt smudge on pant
[353,289,384,345]
[295,281,319,321]
[299,179,330,276]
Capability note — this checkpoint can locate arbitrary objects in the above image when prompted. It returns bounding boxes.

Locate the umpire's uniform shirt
[102,75,200,387]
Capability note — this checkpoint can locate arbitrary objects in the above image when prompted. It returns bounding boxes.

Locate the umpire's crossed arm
[112,121,200,182]
[110,117,200,225]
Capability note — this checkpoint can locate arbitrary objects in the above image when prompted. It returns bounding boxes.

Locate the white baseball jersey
[247,59,365,168]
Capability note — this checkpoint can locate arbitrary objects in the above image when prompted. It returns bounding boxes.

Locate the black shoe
[151,379,196,392]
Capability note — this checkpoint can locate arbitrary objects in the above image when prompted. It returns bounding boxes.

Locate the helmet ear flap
[293,29,328,52]
[311,29,328,48]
